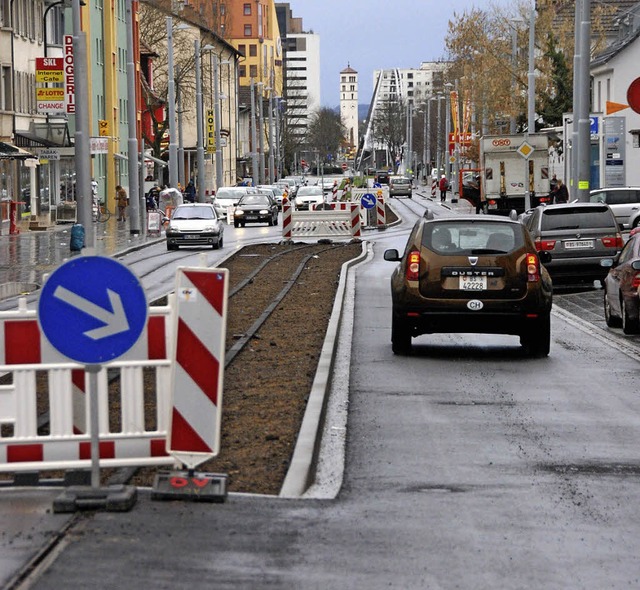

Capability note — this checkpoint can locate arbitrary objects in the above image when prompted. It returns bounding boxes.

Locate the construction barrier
[0,299,177,472]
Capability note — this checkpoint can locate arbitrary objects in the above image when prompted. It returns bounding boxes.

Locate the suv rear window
[541,206,615,230]
[421,222,524,254]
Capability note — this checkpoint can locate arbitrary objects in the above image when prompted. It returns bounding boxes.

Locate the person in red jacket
[439,174,449,202]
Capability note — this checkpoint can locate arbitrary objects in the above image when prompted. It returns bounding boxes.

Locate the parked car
[389,176,413,198]
[523,202,623,284]
[589,187,640,230]
[165,203,224,250]
[603,227,640,334]
[383,212,553,357]
[213,187,255,219]
[233,193,278,227]
[294,186,324,210]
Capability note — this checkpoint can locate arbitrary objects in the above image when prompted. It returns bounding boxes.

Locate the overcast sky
[287,0,512,108]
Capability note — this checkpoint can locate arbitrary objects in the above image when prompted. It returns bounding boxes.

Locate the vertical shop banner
[64,35,75,114]
[604,116,625,187]
[206,110,216,153]
[35,58,65,114]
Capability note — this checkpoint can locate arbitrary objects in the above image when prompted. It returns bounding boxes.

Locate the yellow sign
[578,180,590,190]
[36,88,64,100]
[206,109,216,153]
[98,120,110,137]
[517,142,534,159]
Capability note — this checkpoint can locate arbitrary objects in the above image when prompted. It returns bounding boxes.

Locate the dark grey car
[524,202,623,284]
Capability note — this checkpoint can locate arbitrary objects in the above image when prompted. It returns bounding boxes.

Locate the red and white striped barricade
[375,189,386,226]
[282,202,293,239]
[431,176,437,197]
[0,303,176,473]
[167,267,228,469]
[350,203,361,237]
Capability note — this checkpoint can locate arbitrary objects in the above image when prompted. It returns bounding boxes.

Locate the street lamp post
[267,87,274,185]
[125,0,140,234]
[257,83,265,185]
[250,78,259,187]
[436,94,444,176]
[195,39,205,203]
[427,96,436,176]
[166,17,178,189]
[444,82,453,183]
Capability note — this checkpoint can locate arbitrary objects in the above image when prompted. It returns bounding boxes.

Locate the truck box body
[480,134,551,214]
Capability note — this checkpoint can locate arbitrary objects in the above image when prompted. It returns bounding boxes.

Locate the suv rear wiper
[551,225,580,230]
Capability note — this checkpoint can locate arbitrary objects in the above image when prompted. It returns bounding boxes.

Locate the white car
[294,186,324,210]
[165,203,224,250]
[213,187,255,219]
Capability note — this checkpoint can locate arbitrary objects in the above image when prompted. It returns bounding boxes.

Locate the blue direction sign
[361,193,377,209]
[38,256,148,364]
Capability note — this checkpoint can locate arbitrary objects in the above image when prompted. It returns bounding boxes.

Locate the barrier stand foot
[151,470,228,503]
[53,484,137,513]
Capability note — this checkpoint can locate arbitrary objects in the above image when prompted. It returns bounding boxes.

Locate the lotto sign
[36,87,65,114]
[36,58,63,83]
[167,267,228,469]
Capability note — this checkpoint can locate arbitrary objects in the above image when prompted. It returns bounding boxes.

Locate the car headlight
[167,224,179,233]
[234,209,244,216]
[204,224,217,232]
[259,209,269,214]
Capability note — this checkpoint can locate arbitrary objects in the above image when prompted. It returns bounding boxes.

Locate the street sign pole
[39,256,148,512]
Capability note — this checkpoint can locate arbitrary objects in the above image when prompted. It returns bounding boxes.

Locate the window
[239,65,246,78]
[1,66,12,110]
[244,24,252,36]
[249,44,257,57]
[238,44,246,56]
[249,65,257,78]
[243,3,251,15]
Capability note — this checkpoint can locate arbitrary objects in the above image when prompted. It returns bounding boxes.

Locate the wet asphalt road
[3,191,640,589]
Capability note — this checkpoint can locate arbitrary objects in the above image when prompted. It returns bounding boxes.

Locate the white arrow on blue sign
[38,256,148,364]
[361,193,377,209]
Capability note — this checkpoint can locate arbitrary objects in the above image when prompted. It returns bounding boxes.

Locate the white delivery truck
[480,133,552,214]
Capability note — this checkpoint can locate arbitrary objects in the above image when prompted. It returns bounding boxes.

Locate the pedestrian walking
[439,174,449,202]
[184,180,196,203]
[116,185,129,221]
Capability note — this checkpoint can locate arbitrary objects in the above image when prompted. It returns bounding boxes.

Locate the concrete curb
[279,241,370,498]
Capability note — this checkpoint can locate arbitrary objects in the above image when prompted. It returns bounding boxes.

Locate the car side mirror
[538,251,552,264]
[384,249,401,262]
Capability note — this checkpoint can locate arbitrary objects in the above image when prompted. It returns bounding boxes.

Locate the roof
[341,65,357,74]
[0,142,37,160]
[591,25,640,67]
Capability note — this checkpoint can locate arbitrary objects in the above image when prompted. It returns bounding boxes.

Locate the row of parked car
[383,196,640,357]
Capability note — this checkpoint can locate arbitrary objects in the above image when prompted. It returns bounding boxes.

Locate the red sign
[341,163,348,170]
[64,35,75,113]
[301,159,307,166]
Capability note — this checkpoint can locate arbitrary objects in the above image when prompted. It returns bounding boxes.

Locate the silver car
[524,202,622,284]
[589,187,640,230]
[166,203,224,250]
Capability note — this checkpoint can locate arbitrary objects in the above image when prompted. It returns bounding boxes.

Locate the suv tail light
[601,234,624,249]
[406,250,421,281]
[526,253,541,282]
[534,238,556,251]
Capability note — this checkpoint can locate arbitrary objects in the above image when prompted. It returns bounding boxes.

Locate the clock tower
[340,64,359,160]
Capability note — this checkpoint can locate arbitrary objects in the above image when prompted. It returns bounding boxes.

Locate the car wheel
[621,299,640,335]
[521,313,550,358]
[234,222,239,228]
[241,222,246,228]
[604,289,621,328]
[274,215,278,226]
[391,316,412,355]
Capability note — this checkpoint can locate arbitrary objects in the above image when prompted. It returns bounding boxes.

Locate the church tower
[340,64,359,160]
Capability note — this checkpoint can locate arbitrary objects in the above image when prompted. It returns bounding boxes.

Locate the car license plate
[564,240,594,249]
[185,234,199,239]
[459,276,487,290]
[245,215,257,220]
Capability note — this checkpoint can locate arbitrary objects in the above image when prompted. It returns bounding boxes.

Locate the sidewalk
[0,217,164,299]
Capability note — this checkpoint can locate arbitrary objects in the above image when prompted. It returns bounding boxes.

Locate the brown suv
[384,213,553,356]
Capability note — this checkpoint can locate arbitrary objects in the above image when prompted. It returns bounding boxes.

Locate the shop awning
[0,142,37,160]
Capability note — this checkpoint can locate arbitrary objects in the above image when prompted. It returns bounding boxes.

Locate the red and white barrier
[167,268,228,469]
[350,203,361,237]
[0,304,175,472]
[282,202,292,239]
